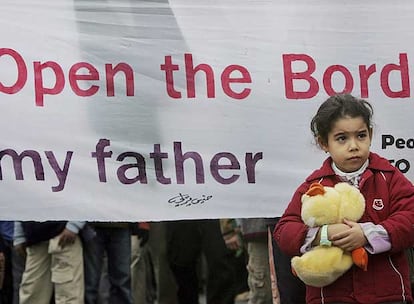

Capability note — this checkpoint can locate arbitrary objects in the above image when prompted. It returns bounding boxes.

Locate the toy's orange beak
[352,247,368,271]
[306,182,326,197]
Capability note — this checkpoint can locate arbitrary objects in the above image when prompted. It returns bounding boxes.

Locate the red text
[283,53,410,99]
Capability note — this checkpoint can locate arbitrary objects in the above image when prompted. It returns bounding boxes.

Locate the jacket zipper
[388,256,407,302]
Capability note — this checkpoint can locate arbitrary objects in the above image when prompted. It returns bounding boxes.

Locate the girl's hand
[330,219,367,252]
[327,223,350,236]
[311,223,349,247]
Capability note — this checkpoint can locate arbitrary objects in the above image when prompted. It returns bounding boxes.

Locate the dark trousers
[167,220,236,304]
[0,240,13,304]
[271,220,306,304]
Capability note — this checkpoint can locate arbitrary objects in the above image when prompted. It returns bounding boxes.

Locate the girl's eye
[336,135,346,142]
[358,133,367,139]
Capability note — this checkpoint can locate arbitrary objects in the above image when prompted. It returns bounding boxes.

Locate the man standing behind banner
[167,219,236,304]
[13,221,85,304]
[240,218,276,304]
[83,222,133,304]
[0,221,14,304]
[239,217,306,304]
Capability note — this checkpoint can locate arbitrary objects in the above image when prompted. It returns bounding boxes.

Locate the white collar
[331,159,369,188]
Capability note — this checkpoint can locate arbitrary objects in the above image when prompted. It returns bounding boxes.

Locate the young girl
[274,94,414,304]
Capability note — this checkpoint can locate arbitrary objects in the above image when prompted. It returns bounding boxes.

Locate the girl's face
[318,116,372,173]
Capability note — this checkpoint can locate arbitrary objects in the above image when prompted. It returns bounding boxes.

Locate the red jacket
[274,152,414,304]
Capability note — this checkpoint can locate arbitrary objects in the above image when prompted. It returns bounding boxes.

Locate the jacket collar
[306,152,394,182]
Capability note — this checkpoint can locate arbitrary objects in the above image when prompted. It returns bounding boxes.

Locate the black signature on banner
[168,193,213,207]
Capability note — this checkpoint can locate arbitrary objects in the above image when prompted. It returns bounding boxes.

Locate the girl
[274,94,414,304]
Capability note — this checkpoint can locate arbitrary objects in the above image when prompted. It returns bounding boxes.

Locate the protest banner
[1,0,413,220]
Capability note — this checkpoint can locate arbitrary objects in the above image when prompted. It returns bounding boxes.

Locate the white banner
[1,0,413,220]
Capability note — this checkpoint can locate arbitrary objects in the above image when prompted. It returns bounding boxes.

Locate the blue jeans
[83,226,132,304]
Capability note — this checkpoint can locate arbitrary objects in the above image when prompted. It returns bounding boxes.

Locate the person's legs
[131,235,154,304]
[19,242,53,304]
[0,240,13,304]
[201,219,236,304]
[83,229,105,304]
[167,220,201,304]
[246,241,272,304]
[131,235,146,304]
[229,246,249,300]
[271,221,306,304]
[97,254,110,304]
[12,245,25,304]
[50,235,84,304]
[106,227,133,304]
[148,222,177,304]
[169,262,199,304]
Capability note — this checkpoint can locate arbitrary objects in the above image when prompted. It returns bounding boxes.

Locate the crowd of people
[0,219,306,304]
[1,94,414,304]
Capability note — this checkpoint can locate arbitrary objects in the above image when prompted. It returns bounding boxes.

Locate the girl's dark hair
[310,94,373,145]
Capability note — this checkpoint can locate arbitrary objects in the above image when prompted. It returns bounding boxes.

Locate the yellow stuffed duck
[291,182,368,287]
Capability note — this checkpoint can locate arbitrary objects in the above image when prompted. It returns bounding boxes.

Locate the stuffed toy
[291,182,368,287]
